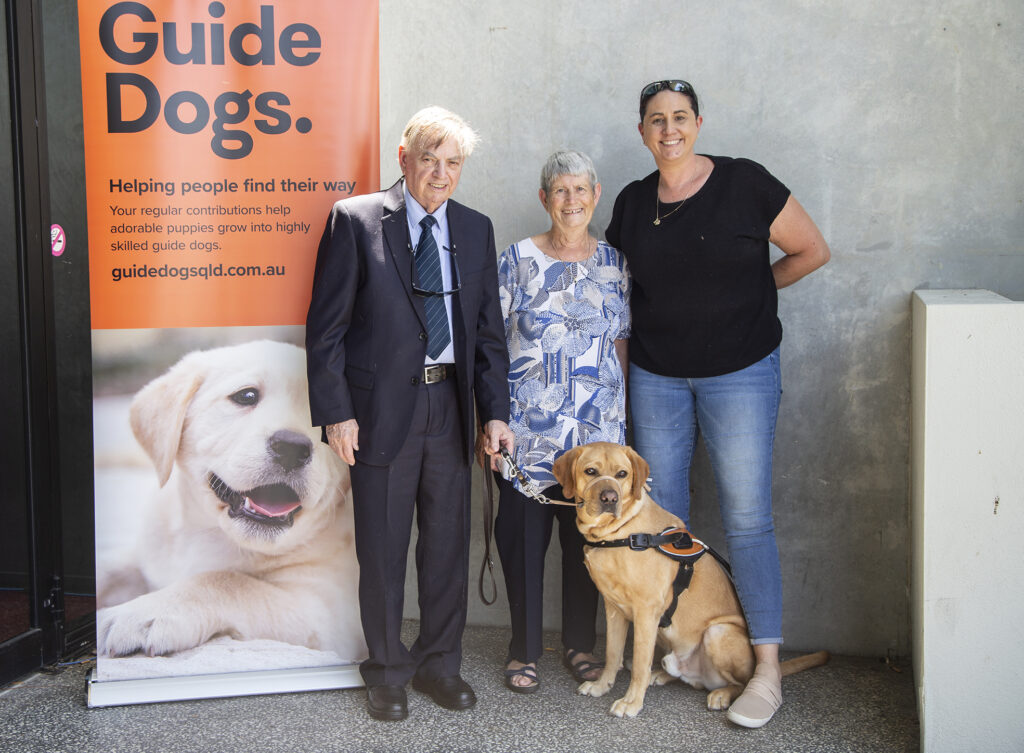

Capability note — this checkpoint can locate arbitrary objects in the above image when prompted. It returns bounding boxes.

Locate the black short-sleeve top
[606,155,790,378]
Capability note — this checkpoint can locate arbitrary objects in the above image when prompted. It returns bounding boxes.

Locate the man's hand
[326,419,360,466]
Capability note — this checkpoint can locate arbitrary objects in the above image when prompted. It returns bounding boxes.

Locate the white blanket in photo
[95,636,349,681]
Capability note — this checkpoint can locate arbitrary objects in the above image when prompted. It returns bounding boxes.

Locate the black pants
[350,378,470,687]
[493,474,599,664]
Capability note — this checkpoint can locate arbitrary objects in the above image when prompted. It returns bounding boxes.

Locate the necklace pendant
[653,218,661,226]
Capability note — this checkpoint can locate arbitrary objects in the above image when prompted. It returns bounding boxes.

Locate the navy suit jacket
[305,179,510,466]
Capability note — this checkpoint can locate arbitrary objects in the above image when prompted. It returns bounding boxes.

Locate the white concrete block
[911,289,1024,753]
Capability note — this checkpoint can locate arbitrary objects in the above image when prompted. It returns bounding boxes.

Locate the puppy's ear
[627,446,650,501]
[552,446,583,499]
[129,355,204,486]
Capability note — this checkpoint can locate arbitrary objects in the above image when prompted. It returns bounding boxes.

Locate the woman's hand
[479,420,513,471]
[474,431,502,470]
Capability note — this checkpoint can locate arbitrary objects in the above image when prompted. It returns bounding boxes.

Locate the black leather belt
[422,363,455,384]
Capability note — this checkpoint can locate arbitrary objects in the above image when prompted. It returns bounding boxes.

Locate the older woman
[606,81,829,728]
[492,150,630,693]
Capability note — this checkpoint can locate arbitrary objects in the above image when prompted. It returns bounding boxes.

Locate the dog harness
[585,527,732,628]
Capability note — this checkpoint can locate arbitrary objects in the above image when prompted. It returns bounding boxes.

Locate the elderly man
[306,107,513,721]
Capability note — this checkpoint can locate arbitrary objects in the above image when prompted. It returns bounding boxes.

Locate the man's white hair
[400,106,480,158]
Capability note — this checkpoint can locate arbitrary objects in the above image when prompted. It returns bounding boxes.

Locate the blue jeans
[629,349,783,644]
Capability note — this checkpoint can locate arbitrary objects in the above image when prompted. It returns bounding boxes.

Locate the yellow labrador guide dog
[552,441,827,719]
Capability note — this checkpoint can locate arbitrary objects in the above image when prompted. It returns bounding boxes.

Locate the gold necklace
[653,169,701,226]
[653,195,686,226]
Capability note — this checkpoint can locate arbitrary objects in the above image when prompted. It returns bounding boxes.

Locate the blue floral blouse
[498,237,631,492]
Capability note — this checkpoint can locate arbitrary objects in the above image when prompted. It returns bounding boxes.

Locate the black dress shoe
[366,684,408,721]
[412,674,477,710]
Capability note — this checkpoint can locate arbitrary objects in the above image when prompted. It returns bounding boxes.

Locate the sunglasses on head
[639,80,695,109]
[640,80,695,99]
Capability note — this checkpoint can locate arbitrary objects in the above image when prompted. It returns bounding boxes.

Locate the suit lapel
[382,180,427,328]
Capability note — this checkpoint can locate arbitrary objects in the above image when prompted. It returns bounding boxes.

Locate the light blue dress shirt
[404,182,455,365]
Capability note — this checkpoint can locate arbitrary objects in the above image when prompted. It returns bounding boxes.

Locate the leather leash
[478,462,498,605]
[477,448,578,605]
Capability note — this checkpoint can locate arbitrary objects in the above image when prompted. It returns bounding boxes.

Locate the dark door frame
[0,0,68,685]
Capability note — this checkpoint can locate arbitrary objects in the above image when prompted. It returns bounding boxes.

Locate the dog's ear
[552,446,583,499]
[129,355,204,486]
[626,446,650,501]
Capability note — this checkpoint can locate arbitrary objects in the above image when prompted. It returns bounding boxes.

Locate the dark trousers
[493,474,599,664]
[350,378,470,687]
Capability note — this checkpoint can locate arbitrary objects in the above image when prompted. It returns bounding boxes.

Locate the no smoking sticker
[51,224,66,256]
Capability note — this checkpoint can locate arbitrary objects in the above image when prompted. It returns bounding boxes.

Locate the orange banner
[79,0,379,328]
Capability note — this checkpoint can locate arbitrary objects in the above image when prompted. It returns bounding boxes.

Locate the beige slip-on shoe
[726,665,783,728]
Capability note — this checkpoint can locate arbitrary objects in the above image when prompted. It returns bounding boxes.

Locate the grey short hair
[540,150,598,193]
[400,106,480,158]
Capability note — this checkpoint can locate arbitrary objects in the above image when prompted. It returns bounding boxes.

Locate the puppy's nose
[269,430,313,471]
[599,488,618,512]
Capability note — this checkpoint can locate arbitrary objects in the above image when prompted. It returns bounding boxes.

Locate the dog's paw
[707,686,736,710]
[650,669,674,686]
[610,696,643,718]
[95,608,115,656]
[577,679,612,697]
[97,593,210,657]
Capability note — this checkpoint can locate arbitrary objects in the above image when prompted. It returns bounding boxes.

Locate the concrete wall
[386,0,1024,657]
[911,290,1024,752]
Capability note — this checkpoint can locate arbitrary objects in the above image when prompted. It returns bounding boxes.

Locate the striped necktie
[414,215,451,359]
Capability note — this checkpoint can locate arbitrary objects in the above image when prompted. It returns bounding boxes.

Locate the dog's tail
[780,650,830,677]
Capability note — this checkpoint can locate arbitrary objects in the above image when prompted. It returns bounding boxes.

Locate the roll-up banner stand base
[86,665,364,708]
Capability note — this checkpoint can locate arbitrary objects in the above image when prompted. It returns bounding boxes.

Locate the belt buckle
[629,533,653,550]
[423,364,445,384]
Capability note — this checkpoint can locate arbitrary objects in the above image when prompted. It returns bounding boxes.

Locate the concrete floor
[0,623,919,753]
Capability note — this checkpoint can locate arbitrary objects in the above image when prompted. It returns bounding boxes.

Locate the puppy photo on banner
[93,327,366,682]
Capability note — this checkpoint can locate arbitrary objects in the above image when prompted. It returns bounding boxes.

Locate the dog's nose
[269,430,313,471]
[599,488,618,512]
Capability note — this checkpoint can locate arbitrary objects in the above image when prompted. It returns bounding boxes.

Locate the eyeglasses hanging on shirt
[410,244,462,296]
